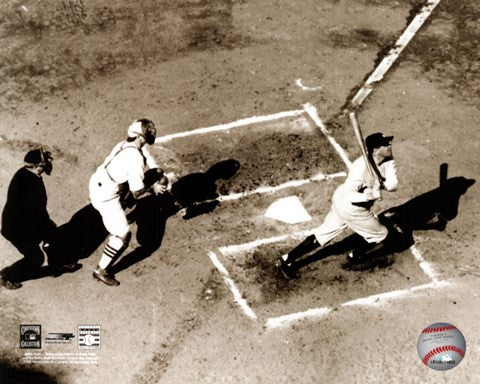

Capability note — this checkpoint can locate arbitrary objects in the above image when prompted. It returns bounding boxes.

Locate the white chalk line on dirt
[303,103,352,168]
[175,171,346,219]
[219,228,316,257]
[410,240,438,282]
[341,280,451,307]
[295,78,322,91]
[208,251,258,320]
[265,307,333,330]
[155,109,305,143]
[265,280,451,330]
[217,172,346,203]
[351,0,443,107]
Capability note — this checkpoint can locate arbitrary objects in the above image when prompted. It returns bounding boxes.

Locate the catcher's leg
[92,198,131,286]
[94,233,131,286]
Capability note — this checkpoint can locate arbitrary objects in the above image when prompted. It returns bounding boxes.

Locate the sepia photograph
[0,0,478,383]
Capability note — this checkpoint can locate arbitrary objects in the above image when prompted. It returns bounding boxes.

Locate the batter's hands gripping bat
[348,111,382,199]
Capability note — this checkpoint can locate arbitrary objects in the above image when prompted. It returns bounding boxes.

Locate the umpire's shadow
[294,163,475,271]
[170,159,240,220]
[109,192,177,274]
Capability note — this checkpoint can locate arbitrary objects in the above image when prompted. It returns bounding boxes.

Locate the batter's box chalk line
[209,232,452,330]
[154,106,348,205]
[154,109,305,144]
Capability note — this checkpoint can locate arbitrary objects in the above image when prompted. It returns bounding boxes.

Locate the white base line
[208,251,257,320]
[341,280,451,307]
[217,172,346,202]
[303,103,352,168]
[265,307,333,330]
[351,0,443,107]
[265,280,451,329]
[176,172,346,218]
[219,228,316,256]
[155,109,305,144]
[410,237,438,282]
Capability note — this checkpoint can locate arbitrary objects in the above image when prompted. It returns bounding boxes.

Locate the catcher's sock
[285,235,319,263]
[98,237,125,270]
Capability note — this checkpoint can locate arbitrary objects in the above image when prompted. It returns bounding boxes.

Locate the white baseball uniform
[313,156,398,245]
[89,140,158,238]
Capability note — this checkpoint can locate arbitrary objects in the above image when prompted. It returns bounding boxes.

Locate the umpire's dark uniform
[1,150,57,285]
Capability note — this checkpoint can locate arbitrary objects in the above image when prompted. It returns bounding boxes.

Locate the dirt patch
[0,0,251,108]
[405,0,480,106]
[166,126,344,193]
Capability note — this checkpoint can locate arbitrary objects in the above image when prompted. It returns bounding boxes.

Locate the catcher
[89,119,168,286]
[277,132,398,279]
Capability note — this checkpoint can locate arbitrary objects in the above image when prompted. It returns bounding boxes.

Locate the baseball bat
[348,111,378,184]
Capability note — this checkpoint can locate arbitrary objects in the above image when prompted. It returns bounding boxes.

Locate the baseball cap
[127,121,144,138]
[127,119,156,138]
[365,132,394,152]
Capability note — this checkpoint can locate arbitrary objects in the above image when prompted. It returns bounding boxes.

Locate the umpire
[0,148,79,289]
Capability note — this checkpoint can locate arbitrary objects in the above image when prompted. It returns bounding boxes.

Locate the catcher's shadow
[45,204,108,266]
[293,164,475,272]
[170,159,240,220]
[109,192,177,274]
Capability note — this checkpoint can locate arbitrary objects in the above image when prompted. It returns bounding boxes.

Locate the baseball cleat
[93,268,120,286]
[346,250,368,264]
[52,263,82,277]
[62,263,82,273]
[278,260,299,280]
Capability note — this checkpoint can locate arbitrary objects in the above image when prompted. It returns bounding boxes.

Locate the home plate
[264,195,312,224]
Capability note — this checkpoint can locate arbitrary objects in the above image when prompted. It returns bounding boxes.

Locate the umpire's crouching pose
[278,133,398,279]
[0,149,80,289]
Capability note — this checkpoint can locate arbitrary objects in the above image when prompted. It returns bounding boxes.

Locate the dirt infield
[1,1,479,383]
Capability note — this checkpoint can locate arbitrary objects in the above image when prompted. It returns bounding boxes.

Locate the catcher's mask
[24,148,53,174]
[128,119,157,145]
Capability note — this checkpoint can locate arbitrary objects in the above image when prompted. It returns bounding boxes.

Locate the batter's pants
[313,202,388,246]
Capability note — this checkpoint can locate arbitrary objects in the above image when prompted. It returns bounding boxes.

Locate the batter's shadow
[170,159,240,220]
[295,164,475,272]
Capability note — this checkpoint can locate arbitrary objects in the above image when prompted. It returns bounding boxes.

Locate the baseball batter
[90,118,167,286]
[278,132,398,279]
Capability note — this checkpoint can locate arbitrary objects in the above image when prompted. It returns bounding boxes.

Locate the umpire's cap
[24,148,52,167]
[365,132,394,152]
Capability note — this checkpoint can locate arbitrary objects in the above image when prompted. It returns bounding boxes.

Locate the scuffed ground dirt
[1,0,480,383]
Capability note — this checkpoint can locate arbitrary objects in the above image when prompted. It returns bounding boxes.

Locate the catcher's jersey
[335,156,398,204]
[89,141,158,202]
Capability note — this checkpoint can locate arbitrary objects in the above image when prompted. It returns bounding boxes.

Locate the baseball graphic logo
[417,322,466,371]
